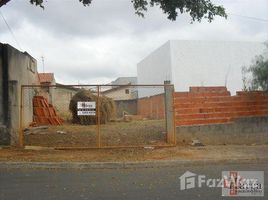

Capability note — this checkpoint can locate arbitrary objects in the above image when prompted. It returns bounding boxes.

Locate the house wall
[170,40,265,94]
[137,40,265,96]
[0,43,39,145]
[52,87,77,120]
[103,87,137,101]
[137,41,172,98]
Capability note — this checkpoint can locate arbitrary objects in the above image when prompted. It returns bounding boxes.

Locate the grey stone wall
[176,116,268,145]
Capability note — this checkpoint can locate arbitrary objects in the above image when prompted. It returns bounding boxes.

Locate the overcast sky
[0,0,267,84]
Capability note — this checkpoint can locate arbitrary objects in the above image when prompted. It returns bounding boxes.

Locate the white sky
[0,0,267,84]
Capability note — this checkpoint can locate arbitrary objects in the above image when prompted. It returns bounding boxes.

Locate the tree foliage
[27,0,227,22]
[249,55,268,91]
[242,45,268,91]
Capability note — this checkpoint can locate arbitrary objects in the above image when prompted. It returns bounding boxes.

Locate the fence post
[164,81,176,145]
[96,85,101,148]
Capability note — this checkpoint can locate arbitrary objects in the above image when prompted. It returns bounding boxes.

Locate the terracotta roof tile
[38,73,54,84]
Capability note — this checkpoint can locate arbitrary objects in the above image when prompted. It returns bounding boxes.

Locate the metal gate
[19,84,176,149]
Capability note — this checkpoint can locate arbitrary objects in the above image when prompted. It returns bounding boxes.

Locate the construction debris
[191,139,205,147]
[24,146,55,150]
[144,146,155,150]
[24,126,48,135]
[32,96,63,126]
[56,131,67,134]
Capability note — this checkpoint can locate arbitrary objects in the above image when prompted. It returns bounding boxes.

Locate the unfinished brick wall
[174,87,268,126]
[137,94,165,119]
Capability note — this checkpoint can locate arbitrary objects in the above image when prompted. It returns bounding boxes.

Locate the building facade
[0,43,39,145]
[137,40,266,96]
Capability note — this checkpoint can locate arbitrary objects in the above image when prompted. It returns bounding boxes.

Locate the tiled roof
[38,73,54,84]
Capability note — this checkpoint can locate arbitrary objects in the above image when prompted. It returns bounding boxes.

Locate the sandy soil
[0,145,267,162]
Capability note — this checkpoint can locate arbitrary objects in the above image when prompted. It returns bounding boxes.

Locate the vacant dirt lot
[24,120,166,147]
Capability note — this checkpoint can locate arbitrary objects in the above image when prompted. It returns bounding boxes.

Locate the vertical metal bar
[97,85,101,148]
[164,81,169,143]
[19,86,24,147]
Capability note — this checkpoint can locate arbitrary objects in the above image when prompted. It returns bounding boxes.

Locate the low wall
[176,116,268,145]
[174,87,268,126]
[137,94,165,119]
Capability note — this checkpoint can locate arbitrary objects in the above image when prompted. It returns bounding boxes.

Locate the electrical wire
[0,9,23,50]
[230,13,268,23]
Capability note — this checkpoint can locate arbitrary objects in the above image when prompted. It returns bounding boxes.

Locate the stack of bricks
[174,87,268,126]
[32,96,63,126]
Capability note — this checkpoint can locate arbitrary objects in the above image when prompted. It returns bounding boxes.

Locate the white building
[102,77,138,100]
[137,40,266,96]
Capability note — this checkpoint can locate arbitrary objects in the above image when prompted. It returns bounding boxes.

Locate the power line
[0,10,23,50]
[230,13,268,23]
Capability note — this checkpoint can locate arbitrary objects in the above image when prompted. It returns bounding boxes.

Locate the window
[125,89,129,94]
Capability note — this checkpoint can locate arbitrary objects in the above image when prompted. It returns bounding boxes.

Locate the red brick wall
[137,94,165,119]
[174,87,268,126]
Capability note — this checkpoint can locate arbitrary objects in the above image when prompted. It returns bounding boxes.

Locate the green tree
[1,0,227,22]
[242,44,268,91]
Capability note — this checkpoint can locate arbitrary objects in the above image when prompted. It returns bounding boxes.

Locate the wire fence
[20,84,176,148]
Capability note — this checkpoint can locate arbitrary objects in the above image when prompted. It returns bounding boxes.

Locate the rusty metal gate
[19,84,176,149]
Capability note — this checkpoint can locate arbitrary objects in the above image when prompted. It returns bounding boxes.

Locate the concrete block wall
[176,116,268,145]
[174,87,268,126]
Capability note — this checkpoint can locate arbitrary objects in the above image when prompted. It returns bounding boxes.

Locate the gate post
[164,81,176,145]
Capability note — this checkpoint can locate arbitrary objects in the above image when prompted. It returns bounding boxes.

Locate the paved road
[0,161,267,200]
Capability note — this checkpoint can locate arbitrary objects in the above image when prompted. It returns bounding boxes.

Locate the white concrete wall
[103,87,136,101]
[137,41,172,97]
[137,40,266,95]
[170,40,265,94]
[7,46,39,144]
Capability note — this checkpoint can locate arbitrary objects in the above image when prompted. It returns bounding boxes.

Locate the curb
[0,158,268,169]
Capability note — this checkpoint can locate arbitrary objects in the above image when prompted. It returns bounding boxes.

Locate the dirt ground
[0,145,267,162]
[25,120,166,147]
[24,120,167,147]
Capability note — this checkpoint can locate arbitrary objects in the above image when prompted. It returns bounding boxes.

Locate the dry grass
[69,89,115,125]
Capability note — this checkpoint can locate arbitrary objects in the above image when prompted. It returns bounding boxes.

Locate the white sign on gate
[77,101,96,116]
[77,101,96,109]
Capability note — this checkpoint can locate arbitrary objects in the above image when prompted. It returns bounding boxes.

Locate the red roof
[38,73,54,84]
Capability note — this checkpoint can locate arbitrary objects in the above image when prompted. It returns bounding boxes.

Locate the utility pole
[41,55,45,73]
